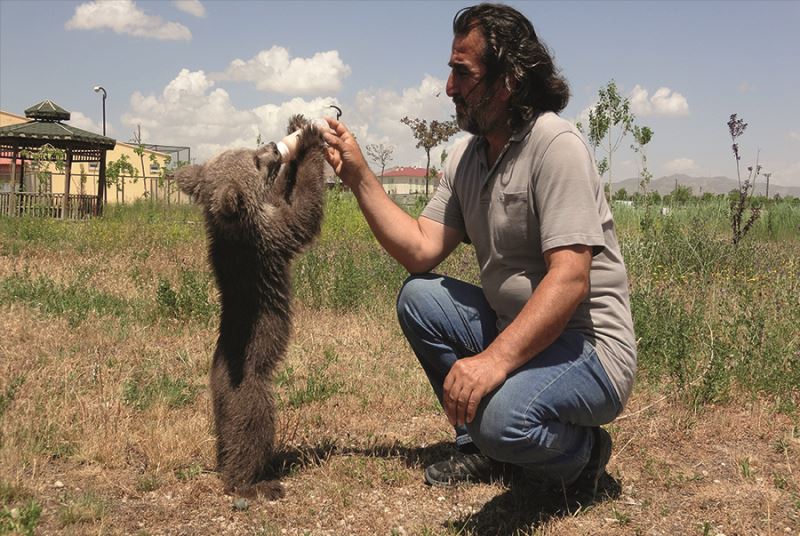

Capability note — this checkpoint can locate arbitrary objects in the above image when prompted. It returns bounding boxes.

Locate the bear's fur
[174,116,325,499]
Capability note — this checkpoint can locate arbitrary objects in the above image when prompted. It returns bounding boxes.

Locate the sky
[1,0,798,187]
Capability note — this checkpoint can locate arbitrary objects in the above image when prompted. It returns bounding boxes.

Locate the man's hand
[443,352,507,426]
[322,117,369,189]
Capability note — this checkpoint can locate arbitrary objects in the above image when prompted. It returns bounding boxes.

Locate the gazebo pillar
[62,151,73,219]
[97,150,107,216]
[10,146,18,215]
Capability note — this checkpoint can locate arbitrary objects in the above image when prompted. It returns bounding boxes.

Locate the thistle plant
[727,114,763,246]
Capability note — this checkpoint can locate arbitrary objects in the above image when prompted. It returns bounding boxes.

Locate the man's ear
[174,164,204,200]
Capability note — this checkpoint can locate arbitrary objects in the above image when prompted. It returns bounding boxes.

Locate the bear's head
[173,143,284,228]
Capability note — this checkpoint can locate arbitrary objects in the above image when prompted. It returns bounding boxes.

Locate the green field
[0,194,798,535]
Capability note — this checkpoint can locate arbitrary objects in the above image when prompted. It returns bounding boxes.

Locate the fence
[0,192,97,219]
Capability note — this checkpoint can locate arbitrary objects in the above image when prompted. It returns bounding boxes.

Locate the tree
[727,113,764,246]
[401,116,459,197]
[132,125,148,199]
[106,154,137,203]
[20,144,65,193]
[631,125,654,199]
[613,187,628,201]
[671,184,693,205]
[365,143,394,182]
[577,80,635,201]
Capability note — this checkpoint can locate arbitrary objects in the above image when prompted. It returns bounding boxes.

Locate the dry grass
[1,215,799,535]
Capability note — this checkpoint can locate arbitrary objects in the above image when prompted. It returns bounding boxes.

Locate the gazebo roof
[0,100,115,151]
[25,99,71,121]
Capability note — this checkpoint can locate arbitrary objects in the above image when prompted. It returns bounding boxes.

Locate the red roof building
[379,166,441,196]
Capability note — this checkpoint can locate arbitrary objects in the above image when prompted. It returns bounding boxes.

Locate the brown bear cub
[175,116,326,499]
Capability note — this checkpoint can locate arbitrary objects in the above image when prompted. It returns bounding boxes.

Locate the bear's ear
[173,164,205,200]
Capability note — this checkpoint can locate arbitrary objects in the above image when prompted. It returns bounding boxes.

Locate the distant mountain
[611,174,800,198]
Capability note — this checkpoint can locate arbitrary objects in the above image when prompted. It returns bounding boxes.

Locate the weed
[611,506,631,525]
[0,481,29,505]
[30,422,76,459]
[136,472,161,492]
[58,491,108,526]
[0,500,41,536]
[274,364,295,388]
[156,269,216,322]
[123,372,199,411]
[287,367,341,408]
[0,270,132,326]
[739,456,752,479]
[726,114,763,246]
[281,348,343,408]
[773,474,788,490]
[0,376,25,421]
[175,463,204,481]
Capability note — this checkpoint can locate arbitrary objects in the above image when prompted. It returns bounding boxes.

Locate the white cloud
[67,111,112,136]
[788,131,800,142]
[629,85,689,117]
[349,75,457,168]
[120,70,461,169]
[664,158,697,174]
[121,69,340,161]
[213,46,351,95]
[173,0,205,18]
[65,0,192,41]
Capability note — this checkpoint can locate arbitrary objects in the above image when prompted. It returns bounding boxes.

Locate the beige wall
[1,110,177,203]
[379,174,440,196]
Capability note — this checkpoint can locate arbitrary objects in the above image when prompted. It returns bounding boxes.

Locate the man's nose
[446,72,457,97]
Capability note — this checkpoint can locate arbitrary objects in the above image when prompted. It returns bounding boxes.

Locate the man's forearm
[348,168,433,272]
[484,252,591,374]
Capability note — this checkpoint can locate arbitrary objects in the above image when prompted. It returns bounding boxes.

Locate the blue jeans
[396,273,622,485]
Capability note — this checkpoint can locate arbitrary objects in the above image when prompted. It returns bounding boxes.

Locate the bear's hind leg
[213,369,280,498]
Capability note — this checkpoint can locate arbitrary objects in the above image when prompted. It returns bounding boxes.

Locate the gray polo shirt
[422,112,637,406]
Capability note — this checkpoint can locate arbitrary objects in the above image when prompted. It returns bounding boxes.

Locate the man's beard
[454,84,503,136]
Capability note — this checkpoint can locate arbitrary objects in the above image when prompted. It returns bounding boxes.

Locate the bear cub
[175,116,326,499]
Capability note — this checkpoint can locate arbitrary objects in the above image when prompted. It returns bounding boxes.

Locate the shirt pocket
[492,190,530,254]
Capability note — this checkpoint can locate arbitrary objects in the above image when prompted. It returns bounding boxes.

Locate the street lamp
[93,85,107,136]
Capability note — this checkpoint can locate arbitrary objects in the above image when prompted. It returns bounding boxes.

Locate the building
[379,166,441,196]
[1,104,179,208]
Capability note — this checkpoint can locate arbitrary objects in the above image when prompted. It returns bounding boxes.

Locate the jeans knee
[467,413,521,459]
[396,274,440,325]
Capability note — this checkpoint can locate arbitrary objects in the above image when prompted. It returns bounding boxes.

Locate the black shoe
[570,427,613,499]
[424,452,510,486]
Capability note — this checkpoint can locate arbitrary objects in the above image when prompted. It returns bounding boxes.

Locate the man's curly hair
[453,3,570,132]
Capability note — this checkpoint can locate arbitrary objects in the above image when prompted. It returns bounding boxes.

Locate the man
[323,3,636,496]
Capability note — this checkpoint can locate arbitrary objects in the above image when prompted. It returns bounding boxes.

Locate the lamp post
[93,85,107,136]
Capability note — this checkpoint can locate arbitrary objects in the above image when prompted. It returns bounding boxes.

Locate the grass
[57,491,108,526]
[0,193,798,534]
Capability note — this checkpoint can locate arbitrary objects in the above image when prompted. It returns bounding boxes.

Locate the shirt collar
[474,112,540,148]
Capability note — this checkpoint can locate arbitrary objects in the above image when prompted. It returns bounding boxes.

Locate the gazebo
[0,99,116,218]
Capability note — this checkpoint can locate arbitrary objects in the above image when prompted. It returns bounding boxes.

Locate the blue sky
[1,0,798,186]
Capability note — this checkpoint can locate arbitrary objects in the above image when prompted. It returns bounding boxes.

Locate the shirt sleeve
[421,152,465,233]
[532,131,606,255]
